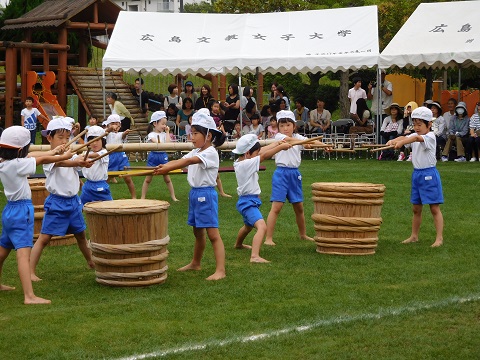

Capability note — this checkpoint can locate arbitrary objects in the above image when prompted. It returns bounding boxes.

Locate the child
[267,117,278,139]
[141,111,178,201]
[84,115,98,142]
[0,126,72,303]
[232,134,292,263]
[210,100,226,135]
[69,122,85,145]
[249,114,265,139]
[80,125,113,204]
[30,117,95,281]
[387,107,444,247]
[21,96,49,145]
[153,111,226,280]
[231,121,242,140]
[265,110,316,246]
[104,114,137,199]
[185,115,193,141]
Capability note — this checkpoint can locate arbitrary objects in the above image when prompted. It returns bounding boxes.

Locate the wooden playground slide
[26,71,65,129]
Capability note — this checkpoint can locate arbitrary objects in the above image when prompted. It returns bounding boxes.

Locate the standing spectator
[443,98,457,132]
[180,80,199,106]
[349,98,373,134]
[223,84,240,120]
[106,92,133,132]
[274,85,290,109]
[428,102,447,159]
[164,83,183,110]
[268,82,280,104]
[441,101,470,162]
[194,84,214,111]
[466,102,480,162]
[309,99,331,134]
[21,96,49,145]
[240,86,257,113]
[131,78,149,116]
[348,77,367,120]
[367,69,393,127]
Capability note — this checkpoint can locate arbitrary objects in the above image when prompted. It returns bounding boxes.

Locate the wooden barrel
[311,182,385,255]
[83,199,170,287]
[28,179,76,246]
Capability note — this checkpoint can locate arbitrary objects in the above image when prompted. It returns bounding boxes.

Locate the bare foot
[109,177,118,184]
[87,260,96,269]
[177,263,202,272]
[402,237,418,244]
[24,296,51,305]
[206,271,226,280]
[235,244,252,250]
[220,193,232,198]
[431,239,443,247]
[300,235,315,242]
[264,239,276,246]
[0,284,16,291]
[31,274,42,282]
[172,198,180,202]
[250,256,270,263]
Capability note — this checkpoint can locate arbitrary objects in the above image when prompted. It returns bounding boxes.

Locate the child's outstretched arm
[153,156,201,175]
[55,156,93,169]
[259,141,292,162]
[387,135,423,149]
[34,148,74,165]
[28,144,66,158]
[120,129,131,140]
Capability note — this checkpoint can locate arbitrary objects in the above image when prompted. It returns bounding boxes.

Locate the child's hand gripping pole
[88,145,122,163]
[73,132,109,153]
[65,129,88,148]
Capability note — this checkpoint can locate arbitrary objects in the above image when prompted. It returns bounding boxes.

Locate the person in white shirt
[348,77,367,119]
[367,70,393,125]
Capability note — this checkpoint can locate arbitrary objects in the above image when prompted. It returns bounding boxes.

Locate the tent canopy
[103,7,378,75]
[379,1,480,69]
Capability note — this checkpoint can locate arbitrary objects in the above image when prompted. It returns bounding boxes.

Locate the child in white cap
[153,111,226,280]
[232,134,292,262]
[30,117,95,281]
[80,125,113,204]
[104,114,137,199]
[265,110,317,246]
[387,106,444,247]
[0,126,73,303]
[141,111,178,201]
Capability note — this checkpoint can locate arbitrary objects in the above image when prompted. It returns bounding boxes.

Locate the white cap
[196,108,210,115]
[0,126,31,149]
[191,111,219,132]
[86,125,105,138]
[150,111,167,123]
[103,114,122,126]
[411,106,433,122]
[276,110,296,122]
[232,134,258,154]
[41,116,74,136]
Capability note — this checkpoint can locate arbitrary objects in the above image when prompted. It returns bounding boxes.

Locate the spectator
[268,82,280,104]
[180,80,199,106]
[428,102,447,159]
[348,77,367,120]
[223,84,240,120]
[260,105,272,128]
[443,97,457,132]
[21,96,49,144]
[164,83,182,110]
[131,78,149,116]
[194,84,214,111]
[402,101,419,136]
[367,69,393,127]
[466,102,480,162]
[106,92,133,132]
[349,98,373,134]
[293,98,309,123]
[266,116,279,139]
[379,103,403,160]
[274,85,290,109]
[441,101,470,162]
[240,86,257,113]
[309,99,331,134]
[176,97,194,137]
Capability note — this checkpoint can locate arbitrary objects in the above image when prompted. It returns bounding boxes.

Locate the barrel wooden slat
[84,199,170,287]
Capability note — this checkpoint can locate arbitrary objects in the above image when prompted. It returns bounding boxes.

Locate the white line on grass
[113,293,480,360]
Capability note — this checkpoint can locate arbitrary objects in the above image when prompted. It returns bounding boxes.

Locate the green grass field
[1,157,479,359]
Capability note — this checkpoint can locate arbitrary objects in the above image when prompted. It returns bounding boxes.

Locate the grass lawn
[0,157,479,359]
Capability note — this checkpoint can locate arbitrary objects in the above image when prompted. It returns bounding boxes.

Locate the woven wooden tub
[311,182,385,255]
[84,199,170,287]
[28,179,76,246]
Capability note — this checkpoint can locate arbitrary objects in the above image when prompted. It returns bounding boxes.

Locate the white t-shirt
[147,132,167,143]
[182,146,219,188]
[43,155,81,197]
[0,157,36,201]
[274,133,306,168]
[370,79,393,115]
[82,149,108,181]
[21,108,41,130]
[234,156,261,196]
[348,87,367,114]
[106,132,124,145]
[248,124,264,137]
[405,132,437,169]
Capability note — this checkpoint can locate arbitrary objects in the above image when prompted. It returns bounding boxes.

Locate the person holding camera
[368,70,393,125]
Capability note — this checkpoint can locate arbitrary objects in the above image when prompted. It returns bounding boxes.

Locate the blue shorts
[147,151,169,167]
[80,180,113,204]
[0,200,34,250]
[187,187,219,228]
[236,195,263,227]
[410,167,444,205]
[41,194,86,236]
[270,167,303,203]
[108,151,130,171]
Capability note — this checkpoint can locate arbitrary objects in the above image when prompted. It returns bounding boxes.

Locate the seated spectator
[245,113,264,139]
[180,80,199,106]
[402,101,419,136]
[231,121,242,140]
[195,84,215,111]
[441,101,470,162]
[275,98,288,111]
[176,97,194,137]
[274,85,290,109]
[164,83,183,110]
[443,97,457,133]
[260,105,272,128]
[240,86,257,113]
[309,99,331,134]
[266,116,278,139]
[379,103,403,160]
[131,78,149,116]
[166,103,178,124]
[349,98,373,134]
[466,102,480,162]
[428,101,447,159]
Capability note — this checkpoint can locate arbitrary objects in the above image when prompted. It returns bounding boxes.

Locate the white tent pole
[458,66,461,103]
[375,66,381,142]
[238,69,242,132]
[102,69,106,119]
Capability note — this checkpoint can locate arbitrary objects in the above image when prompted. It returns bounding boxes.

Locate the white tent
[102,7,379,75]
[379,1,480,69]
